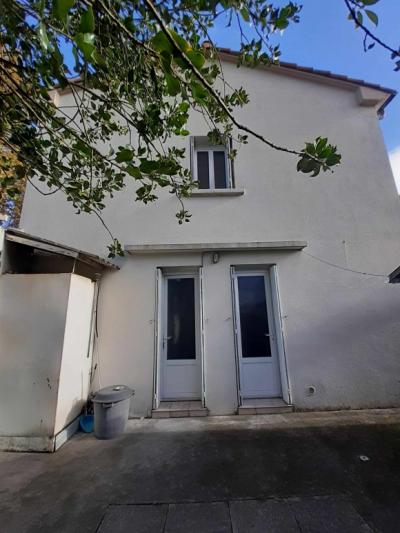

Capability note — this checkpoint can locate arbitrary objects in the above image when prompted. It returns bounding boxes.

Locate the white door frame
[153,268,163,409]
[270,265,291,405]
[231,266,290,405]
[230,266,242,407]
[199,266,206,407]
[154,268,203,403]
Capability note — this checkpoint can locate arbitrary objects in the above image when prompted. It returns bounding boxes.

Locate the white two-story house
[20,51,400,418]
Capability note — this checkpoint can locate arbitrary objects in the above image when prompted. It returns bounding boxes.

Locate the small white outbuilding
[0,228,117,452]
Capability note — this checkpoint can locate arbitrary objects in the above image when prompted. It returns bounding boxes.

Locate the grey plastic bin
[92,385,134,439]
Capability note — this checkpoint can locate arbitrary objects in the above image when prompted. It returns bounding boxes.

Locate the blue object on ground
[79,414,94,433]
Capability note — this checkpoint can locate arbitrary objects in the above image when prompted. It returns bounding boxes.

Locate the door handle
[163,336,172,349]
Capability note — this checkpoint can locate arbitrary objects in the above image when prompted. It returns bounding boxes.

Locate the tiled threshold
[238,398,294,415]
[152,401,208,419]
[152,399,293,418]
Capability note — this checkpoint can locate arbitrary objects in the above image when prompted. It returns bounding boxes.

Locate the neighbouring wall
[0,274,71,437]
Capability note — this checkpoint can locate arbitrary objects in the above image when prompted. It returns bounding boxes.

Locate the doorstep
[152,401,208,419]
[238,398,294,415]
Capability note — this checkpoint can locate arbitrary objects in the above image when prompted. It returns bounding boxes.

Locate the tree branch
[344,0,400,59]
[143,0,320,163]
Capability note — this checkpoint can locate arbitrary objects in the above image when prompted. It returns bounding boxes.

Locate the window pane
[196,151,209,189]
[213,151,227,188]
[167,278,196,360]
[238,276,271,358]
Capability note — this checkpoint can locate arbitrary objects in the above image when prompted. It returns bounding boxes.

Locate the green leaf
[165,73,180,96]
[326,153,341,166]
[126,165,142,179]
[74,32,95,61]
[305,143,316,155]
[169,30,190,52]
[38,22,51,51]
[115,148,134,163]
[139,159,160,173]
[74,139,92,156]
[240,7,250,22]
[186,50,205,70]
[178,102,190,113]
[53,0,75,26]
[361,0,379,5]
[151,31,173,54]
[316,137,328,151]
[365,10,378,26]
[190,81,208,103]
[297,157,317,175]
[79,6,95,33]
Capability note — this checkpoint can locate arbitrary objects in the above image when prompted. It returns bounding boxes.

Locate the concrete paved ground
[0,409,400,532]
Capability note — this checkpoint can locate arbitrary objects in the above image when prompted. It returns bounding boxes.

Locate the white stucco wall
[94,250,400,416]
[20,62,400,256]
[0,274,71,437]
[19,60,400,415]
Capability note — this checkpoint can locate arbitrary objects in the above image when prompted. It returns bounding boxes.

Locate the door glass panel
[167,278,196,360]
[196,151,210,189]
[213,151,227,188]
[237,275,271,358]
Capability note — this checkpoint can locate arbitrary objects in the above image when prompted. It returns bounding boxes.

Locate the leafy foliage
[0,0,393,255]
[0,147,26,227]
[297,138,341,177]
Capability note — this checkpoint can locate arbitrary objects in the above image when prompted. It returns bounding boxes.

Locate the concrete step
[152,401,208,419]
[238,398,294,415]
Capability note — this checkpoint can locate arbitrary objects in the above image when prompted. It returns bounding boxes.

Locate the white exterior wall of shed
[54,275,95,434]
[0,274,70,449]
[19,60,400,415]
[0,273,95,450]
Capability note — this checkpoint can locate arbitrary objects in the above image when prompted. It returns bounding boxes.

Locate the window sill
[189,188,245,198]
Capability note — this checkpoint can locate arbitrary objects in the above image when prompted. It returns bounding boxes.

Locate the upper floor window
[191,136,233,190]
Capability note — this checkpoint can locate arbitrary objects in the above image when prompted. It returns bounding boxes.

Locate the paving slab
[288,497,373,533]
[230,499,299,532]
[98,504,168,533]
[165,502,231,533]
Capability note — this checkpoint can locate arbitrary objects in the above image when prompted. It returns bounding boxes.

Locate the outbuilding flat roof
[4,228,118,271]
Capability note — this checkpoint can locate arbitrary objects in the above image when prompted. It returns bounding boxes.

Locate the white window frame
[191,137,232,189]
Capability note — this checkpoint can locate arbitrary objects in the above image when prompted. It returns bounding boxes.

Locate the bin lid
[92,385,134,403]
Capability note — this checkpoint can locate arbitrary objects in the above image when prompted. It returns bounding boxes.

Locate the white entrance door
[234,271,282,399]
[161,273,202,400]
